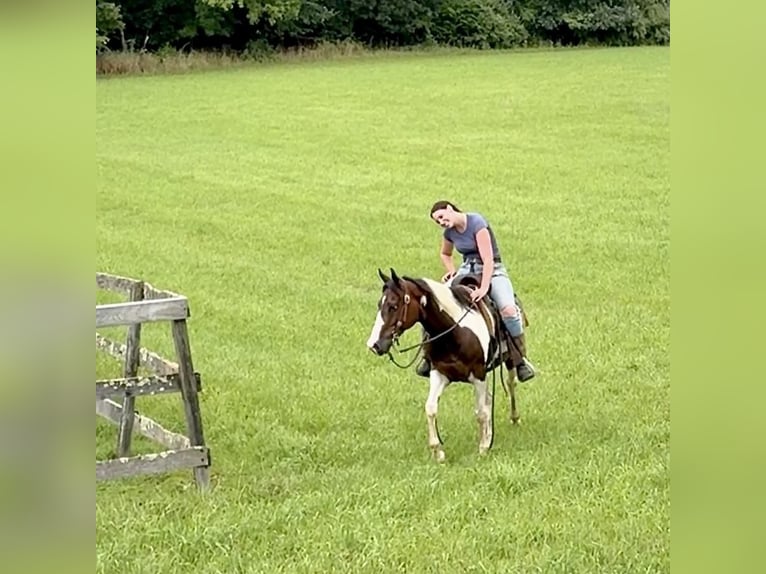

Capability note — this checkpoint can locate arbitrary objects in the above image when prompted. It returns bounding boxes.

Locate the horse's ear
[390,268,401,285]
[378,268,390,283]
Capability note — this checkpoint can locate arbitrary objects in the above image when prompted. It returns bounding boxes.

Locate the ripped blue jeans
[455,259,518,312]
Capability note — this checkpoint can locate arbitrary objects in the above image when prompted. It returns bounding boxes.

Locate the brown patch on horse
[401,276,489,382]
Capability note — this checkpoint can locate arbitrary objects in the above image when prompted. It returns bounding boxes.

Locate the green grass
[96,46,669,573]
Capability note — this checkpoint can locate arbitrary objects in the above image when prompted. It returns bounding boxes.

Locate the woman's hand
[470,286,489,302]
[441,270,456,283]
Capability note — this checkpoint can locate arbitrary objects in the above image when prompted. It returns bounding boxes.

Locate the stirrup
[516,359,536,382]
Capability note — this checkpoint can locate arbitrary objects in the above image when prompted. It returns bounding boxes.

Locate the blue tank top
[444,212,502,260]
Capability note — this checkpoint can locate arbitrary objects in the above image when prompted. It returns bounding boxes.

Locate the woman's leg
[489,267,536,382]
[488,267,523,333]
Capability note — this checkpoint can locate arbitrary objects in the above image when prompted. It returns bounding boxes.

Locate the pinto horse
[366,268,523,462]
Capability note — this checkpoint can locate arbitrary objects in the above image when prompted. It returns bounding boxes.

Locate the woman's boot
[510,334,536,382]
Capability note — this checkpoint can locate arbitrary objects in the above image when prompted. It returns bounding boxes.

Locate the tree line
[97,0,669,54]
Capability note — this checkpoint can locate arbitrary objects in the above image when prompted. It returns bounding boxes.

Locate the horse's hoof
[478,446,490,456]
[432,449,446,463]
[511,416,521,425]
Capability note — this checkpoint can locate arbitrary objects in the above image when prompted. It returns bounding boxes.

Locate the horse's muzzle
[369,338,392,356]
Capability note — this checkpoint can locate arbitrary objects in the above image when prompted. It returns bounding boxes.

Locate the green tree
[433,0,528,48]
[96,1,125,51]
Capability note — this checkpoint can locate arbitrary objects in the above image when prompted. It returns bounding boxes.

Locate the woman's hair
[430,200,461,216]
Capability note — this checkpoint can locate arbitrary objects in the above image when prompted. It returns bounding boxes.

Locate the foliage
[96,1,125,51]
[513,0,670,46]
[340,0,438,46]
[432,0,529,48]
[96,0,669,54]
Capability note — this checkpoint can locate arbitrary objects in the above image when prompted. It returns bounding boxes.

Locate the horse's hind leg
[502,360,520,425]
[470,375,493,454]
[425,371,449,462]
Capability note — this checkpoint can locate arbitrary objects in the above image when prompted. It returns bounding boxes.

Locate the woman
[417,200,535,382]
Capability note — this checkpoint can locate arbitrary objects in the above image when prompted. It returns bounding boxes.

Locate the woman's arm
[474,228,495,297]
[439,239,455,281]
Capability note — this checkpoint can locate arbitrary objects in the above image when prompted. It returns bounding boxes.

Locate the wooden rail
[96,297,189,328]
[96,373,202,399]
[96,333,179,376]
[97,272,183,300]
[96,398,192,450]
[96,447,209,481]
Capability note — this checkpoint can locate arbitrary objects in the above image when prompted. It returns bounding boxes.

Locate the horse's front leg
[425,370,449,463]
[470,375,493,454]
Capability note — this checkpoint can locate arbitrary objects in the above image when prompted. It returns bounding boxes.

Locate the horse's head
[366,268,423,356]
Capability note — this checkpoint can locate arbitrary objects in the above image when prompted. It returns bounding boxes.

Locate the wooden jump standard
[96,272,210,490]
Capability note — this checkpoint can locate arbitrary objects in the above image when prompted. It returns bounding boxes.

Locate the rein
[386,305,473,369]
[486,309,508,450]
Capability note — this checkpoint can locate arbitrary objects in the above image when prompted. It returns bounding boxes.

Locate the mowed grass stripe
[97,46,669,574]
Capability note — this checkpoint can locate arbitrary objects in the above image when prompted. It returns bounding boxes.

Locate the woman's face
[431,207,458,229]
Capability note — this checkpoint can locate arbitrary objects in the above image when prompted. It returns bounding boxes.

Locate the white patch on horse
[469,373,493,453]
[421,278,492,361]
[366,310,385,349]
[426,370,450,462]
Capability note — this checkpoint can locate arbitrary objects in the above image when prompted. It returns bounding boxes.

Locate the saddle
[450,273,529,370]
[451,274,528,323]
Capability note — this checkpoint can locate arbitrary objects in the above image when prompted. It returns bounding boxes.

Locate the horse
[366,267,525,462]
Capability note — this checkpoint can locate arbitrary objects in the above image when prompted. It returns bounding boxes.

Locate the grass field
[96,46,669,573]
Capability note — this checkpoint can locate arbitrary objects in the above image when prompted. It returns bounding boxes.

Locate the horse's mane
[403,276,475,324]
[449,283,475,309]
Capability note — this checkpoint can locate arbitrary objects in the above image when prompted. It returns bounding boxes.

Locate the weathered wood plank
[97,272,184,300]
[117,281,144,457]
[97,373,202,398]
[143,282,183,301]
[172,319,210,490]
[96,297,188,328]
[96,398,191,450]
[95,397,122,422]
[96,334,179,375]
[96,446,209,481]
[96,272,140,297]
